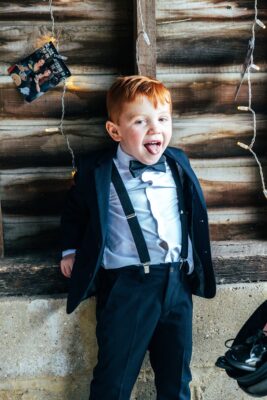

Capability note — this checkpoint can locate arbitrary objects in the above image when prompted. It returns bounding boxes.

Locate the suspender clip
[126,213,136,220]
[143,263,150,274]
[179,258,187,269]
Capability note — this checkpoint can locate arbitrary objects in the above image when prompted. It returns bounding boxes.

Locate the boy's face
[106,96,172,165]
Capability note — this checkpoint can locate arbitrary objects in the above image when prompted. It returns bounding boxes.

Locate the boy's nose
[147,121,160,134]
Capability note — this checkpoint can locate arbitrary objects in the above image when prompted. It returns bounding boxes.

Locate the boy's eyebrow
[124,112,145,121]
[126,111,171,120]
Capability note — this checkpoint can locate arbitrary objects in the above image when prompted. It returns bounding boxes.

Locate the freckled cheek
[130,131,144,145]
[131,127,144,136]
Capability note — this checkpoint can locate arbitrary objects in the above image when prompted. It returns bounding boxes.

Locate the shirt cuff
[62,249,76,258]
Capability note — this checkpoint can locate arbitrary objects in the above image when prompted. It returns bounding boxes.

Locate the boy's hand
[60,253,75,278]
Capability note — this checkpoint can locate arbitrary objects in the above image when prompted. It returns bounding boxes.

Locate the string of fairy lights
[48,0,55,44]
[236,0,267,199]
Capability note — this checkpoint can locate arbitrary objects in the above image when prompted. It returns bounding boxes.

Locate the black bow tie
[129,155,166,178]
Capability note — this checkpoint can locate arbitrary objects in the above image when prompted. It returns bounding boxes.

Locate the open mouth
[144,141,162,155]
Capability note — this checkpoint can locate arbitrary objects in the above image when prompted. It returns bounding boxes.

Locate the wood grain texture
[0,23,133,70]
[162,72,267,114]
[0,240,266,296]
[208,207,267,241]
[0,75,108,119]
[1,72,266,118]
[0,159,266,216]
[133,0,156,76]
[156,22,267,70]
[0,167,72,215]
[0,119,110,168]
[0,22,265,73]
[156,0,267,69]
[191,158,267,206]
[0,0,132,21]
[0,114,266,169]
[212,240,267,283]
[3,215,60,255]
[0,257,67,295]
[0,0,134,70]
[0,203,4,258]
[2,206,267,255]
[170,113,267,158]
[156,0,267,21]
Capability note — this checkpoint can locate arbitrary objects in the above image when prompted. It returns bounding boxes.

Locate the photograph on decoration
[7,41,71,103]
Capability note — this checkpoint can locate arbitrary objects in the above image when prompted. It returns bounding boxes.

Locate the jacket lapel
[164,147,207,210]
[94,145,117,241]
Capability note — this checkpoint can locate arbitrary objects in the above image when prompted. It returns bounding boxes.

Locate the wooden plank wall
[0,0,266,290]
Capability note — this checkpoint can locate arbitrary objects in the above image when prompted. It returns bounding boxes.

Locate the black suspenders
[111,164,151,273]
[111,158,188,273]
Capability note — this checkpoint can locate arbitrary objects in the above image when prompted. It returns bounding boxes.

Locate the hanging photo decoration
[7,42,71,103]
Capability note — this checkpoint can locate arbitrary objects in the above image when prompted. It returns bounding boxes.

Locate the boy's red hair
[106,75,172,123]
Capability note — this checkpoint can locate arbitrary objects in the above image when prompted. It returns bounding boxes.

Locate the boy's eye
[134,119,145,125]
[159,117,169,122]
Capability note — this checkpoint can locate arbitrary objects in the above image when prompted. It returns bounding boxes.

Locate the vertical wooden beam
[133,0,156,77]
[0,202,4,257]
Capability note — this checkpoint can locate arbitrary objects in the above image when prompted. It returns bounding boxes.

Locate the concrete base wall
[0,282,266,400]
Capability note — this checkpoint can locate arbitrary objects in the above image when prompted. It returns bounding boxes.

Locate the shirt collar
[115,144,135,170]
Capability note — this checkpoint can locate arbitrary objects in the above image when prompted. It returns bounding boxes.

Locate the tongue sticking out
[144,143,161,155]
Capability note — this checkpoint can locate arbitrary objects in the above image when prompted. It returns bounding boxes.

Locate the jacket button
[200,219,204,223]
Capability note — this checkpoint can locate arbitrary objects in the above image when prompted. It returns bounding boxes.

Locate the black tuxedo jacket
[61,145,216,314]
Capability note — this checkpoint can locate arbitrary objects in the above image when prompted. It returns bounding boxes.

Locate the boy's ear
[106,121,121,142]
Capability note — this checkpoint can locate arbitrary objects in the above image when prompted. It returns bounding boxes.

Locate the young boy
[60,75,216,400]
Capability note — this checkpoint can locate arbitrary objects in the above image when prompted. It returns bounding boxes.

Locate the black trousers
[89,262,193,400]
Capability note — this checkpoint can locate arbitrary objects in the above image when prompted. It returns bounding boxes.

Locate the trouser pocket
[96,268,124,319]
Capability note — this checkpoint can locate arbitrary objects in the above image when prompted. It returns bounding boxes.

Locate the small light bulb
[35,35,57,48]
[45,127,60,133]
[237,141,249,150]
[251,63,260,71]
[256,19,266,29]
[143,32,151,45]
[237,106,249,111]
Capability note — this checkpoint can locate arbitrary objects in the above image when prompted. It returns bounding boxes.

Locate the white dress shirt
[103,146,194,272]
[63,145,194,273]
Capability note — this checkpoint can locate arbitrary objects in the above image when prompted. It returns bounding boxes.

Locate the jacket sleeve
[60,158,90,252]
[176,148,208,210]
